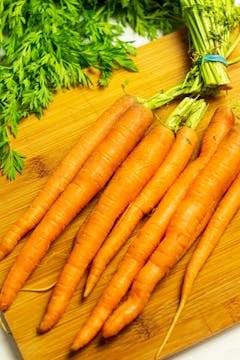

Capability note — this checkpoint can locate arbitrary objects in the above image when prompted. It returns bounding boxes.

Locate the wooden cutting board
[1,29,240,360]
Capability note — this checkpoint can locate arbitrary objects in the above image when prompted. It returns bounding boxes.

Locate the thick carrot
[66,105,234,350]
[156,171,240,358]
[0,103,153,311]
[0,95,137,260]
[84,125,199,297]
[38,97,206,333]
[101,124,240,340]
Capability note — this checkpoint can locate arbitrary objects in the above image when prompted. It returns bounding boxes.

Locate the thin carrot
[0,95,137,260]
[0,102,153,311]
[63,105,234,350]
[38,98,202,333]
[84,123,201,297]
[156,170,240,358]
[100,124,240,341]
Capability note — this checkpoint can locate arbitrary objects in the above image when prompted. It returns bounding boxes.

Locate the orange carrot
[62,105,234,350]
[84,125,199,297]
[156,170,240,358]
[85,105,234,298]
[83,99,209,297]
[100,124,240,340]
[38,97,206,333]
[37,123,175,333]
[0,95,137,260]
[0,102,153,311]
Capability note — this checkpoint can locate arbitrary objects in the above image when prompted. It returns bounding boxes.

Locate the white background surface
[1,6,240,360]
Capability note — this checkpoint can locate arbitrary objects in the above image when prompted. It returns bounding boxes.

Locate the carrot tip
[36,326,45,335]
[83,285,92,298]
[37,319,52,334]
[70,344,79,352]
[70,340,88,351]
[37,327,47,334]
[0,296,10,312]
[102,321,117,338]
[0,250,7,261]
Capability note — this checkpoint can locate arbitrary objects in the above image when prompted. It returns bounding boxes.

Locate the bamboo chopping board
[1,29,240,360]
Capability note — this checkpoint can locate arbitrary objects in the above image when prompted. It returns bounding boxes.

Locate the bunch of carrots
[1,93,240,359]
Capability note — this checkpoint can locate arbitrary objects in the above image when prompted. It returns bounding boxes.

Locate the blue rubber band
[197,54,227,66]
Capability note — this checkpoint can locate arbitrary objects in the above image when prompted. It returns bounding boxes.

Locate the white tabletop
[1,11,240,360]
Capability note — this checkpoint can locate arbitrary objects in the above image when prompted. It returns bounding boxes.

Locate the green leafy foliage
[0,0,184,179]
[88,0,183,39]
[180,0,240,87]
[2,0,239,180]
[3,0,180,179]
[138,1,240,113]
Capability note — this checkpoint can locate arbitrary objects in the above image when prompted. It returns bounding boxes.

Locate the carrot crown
[162,97,208,133]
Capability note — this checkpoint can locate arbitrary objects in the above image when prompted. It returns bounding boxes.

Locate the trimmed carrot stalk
[101,124,240,340]
[84,125,199,297]
[0,95,137,260]
[0,103,153,311]
[156,171,240,358]
[38,97,205,333]
[67,105,234,350]
[37,122,175,333]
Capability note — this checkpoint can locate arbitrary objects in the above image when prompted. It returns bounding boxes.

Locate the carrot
[37,123,173,333]
[0,95,137,260]
[84,124,199,297]
[100,124,240,340]
[65,105,234,350]
[83,99,209,297]
[0,102,153,311]
[156,170,240,358]
[38,97,202,333]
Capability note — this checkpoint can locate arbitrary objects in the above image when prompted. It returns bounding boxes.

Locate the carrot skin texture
[38,122,174,333]
[69,106,235,350]
[157,171,240,357]
[0,103,153,311]
[0,95,137,260]
[84,125,198,297]
[102,124,240,339]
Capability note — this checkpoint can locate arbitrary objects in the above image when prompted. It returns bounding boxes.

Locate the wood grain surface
[0,29,240,360]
